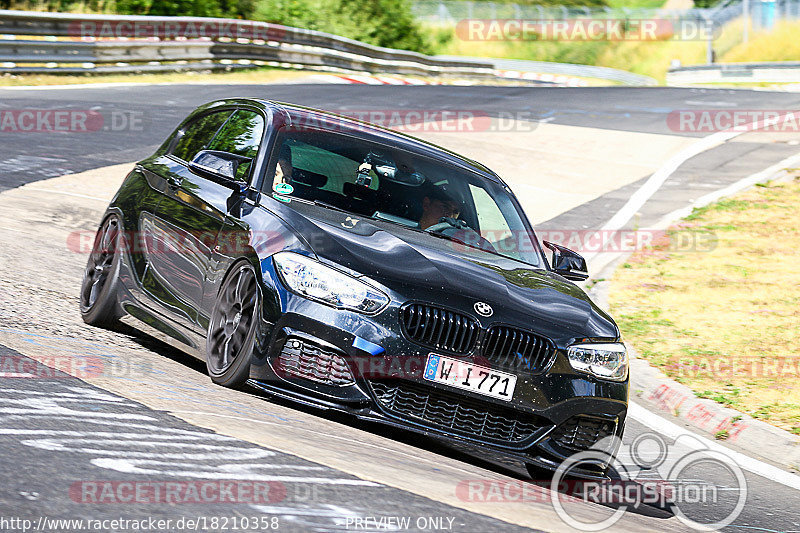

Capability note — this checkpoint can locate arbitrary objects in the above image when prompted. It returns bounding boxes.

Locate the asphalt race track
[1,82,800,532]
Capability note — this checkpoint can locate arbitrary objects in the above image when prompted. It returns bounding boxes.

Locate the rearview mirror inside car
[543,240,589,281]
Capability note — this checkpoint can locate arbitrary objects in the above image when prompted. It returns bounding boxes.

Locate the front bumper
[248,288,628,474]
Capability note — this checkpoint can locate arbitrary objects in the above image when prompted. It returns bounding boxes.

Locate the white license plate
[423,353,516,401]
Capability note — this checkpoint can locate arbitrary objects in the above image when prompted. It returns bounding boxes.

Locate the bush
[114,0,255,17]
[333,0,429,52]
[253,0,431,53]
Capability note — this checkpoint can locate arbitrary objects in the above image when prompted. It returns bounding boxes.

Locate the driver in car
[418,186,461,230]
[272,144,293,190]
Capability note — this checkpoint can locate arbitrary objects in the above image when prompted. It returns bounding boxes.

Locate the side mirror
[543,240,588,281]
[189,150,251,188]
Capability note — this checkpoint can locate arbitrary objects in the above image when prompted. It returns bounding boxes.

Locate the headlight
[566,343,628,382]
[273,252,389,314]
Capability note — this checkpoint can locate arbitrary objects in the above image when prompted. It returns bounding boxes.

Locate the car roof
[201,98,508,187]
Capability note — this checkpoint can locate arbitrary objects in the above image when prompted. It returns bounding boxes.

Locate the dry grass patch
[609,175,800,433]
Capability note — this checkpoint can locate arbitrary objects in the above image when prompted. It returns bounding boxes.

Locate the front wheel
[206,261,259,388]
[80,215,123,328]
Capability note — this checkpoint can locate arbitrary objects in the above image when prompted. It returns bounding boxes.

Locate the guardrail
[667,61,800,85]
[0,9,652,85]
[0,10,497,77]
[482,58,656,87]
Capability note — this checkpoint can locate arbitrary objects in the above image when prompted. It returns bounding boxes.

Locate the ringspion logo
[457,432,747,531]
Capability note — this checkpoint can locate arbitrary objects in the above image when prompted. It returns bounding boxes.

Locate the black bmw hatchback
[81,98,628,477]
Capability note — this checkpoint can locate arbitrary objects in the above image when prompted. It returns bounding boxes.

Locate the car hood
[269,201,618,342]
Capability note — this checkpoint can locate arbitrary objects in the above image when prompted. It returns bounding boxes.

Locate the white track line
[585,112,800,264]
[586,130,737,267]
[629,402,800,491]
[656,151,800,225]
[586,150,800,280]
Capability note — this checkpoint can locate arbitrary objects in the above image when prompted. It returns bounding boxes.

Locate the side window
[469,183,513,247]
[262,133,379,196]
[289,140,369,193]
[171,111,232,163]
[207,110,265,182]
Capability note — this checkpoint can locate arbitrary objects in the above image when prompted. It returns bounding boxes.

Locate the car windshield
[264,127,543,268]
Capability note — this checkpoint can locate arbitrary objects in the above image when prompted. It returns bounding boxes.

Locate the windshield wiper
[312,200,351,214]
[424,228,517,262]
[423,229,471,248]
[310,200,380,222]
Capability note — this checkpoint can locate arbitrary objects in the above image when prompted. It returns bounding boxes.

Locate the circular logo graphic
[549,433,748,532]
[474,302,493,317]
[273,182,294,195]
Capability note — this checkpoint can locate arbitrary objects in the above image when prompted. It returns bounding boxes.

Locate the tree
[254,0,431,53]
[115,0,254,18]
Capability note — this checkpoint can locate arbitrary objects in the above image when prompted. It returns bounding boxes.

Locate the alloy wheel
[207,264,258,376]
[80,216,120,313]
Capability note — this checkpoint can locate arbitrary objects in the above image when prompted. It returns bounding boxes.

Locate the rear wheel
[206,262,259,388]
[80,215,123,328]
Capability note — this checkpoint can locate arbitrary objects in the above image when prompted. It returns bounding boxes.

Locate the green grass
[610,177,800,431]
[428,23,711,81]
[723,20,800,62]
[697,388,741,407]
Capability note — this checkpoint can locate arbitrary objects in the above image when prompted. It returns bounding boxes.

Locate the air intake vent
[370,380,541,442]
[550,415,617,453]
[274,338,355,386]
[482,326,555,373]
[401,304,478,354]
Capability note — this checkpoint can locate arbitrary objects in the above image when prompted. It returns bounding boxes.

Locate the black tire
[80,215,123,328]
[206,261,259,388]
